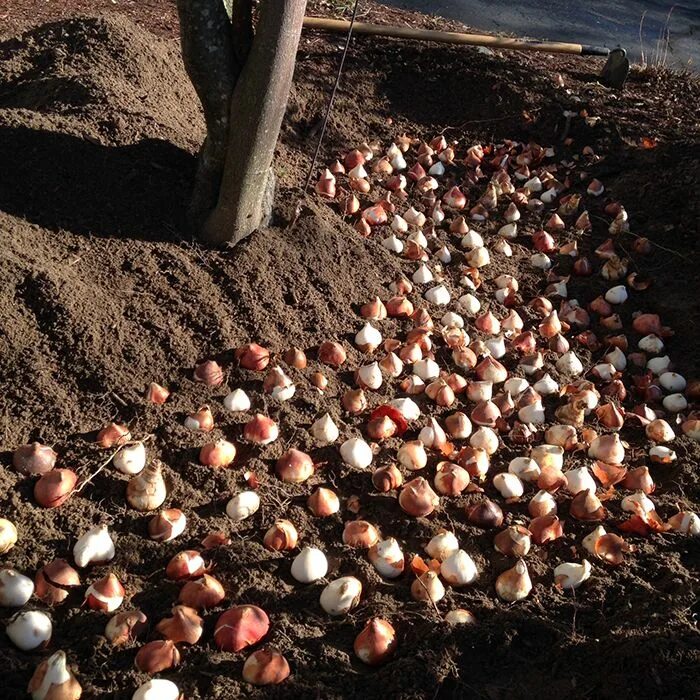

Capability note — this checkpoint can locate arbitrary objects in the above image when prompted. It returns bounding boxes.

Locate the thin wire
[288,0,361,229]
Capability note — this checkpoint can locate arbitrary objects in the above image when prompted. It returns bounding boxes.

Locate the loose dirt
[0,4,698,700]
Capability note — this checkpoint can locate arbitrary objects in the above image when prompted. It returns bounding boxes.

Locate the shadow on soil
[0,125,195,241]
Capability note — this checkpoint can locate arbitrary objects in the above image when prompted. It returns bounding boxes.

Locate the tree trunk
[201,0,306,245]
[176,0,241,231]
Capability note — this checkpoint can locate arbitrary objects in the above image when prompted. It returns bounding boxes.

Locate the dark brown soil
[0,4,698,700]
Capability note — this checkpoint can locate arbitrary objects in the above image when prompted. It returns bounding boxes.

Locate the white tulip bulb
[226,491,260,521]
[291,547,328,583]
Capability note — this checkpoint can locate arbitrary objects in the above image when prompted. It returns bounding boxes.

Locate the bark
[201,0,307,245]
[176,0,240,230]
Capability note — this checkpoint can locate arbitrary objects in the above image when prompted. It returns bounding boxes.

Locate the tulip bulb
[0,569,34,607]
[223,388,251,412]
[668,512,700,536]
[126,462,166,512]
[434,461,470,495]
[262,366,296,402]
[554,560,591,590]
[354,618,397,665]
[28,651,82,700]
[6,610,52,650]
[340,437,373,469]
[226,491,260,521]
[84,573,125,612]
[178,574,225,610]
[184,406,214,432]
[493,472,524,500]
[411,571,445,603]
[320,576,362,616]
[529,489,557,518]
[244,414,278,444]
[97,423,131,448]
[291,546,328,583]
[264,520,298,551]
[73,525,115,568]
[307,488,340,517]
[105,610,148,646]
[509,457,540,482]
[134,639,181,674]
[156,605,202,645]
[13,442,57,475]
[466,499,503,528]
[646,418,675,443]
[113,442,146,475]
[243,647,290,686]
[399,477,440,517]
[0,518,17,554]
[565,467,597,495]
[494,525,532,557]
[440,550,477,586]
[34,469,77,509]
[214,605,270,652]
[529,515,564,544]
[166,550,206,580]
[343,520,380,549]
[35,559,80,605]
[496,560,532,602]
[368,538,405,578]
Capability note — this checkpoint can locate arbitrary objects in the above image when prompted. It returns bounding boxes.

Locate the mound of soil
[0,7,698,700]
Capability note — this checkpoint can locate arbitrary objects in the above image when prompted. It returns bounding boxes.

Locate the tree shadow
[0,125,196,241]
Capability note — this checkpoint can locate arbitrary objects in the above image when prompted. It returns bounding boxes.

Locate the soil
[0,3,698,700]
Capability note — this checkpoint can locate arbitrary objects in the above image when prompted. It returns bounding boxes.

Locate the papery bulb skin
[194,360,224,387]
[399,478,440,517]
[244,414,279,445]
[199,440,236,468]
[132,679,181,700]
[342,520,380,549]
[184,405,214,432]
[411,571,445,603]
[495,560,532,602]
[34,469,78,509]
[242,647,290,686]
[236,343,270,371]
[97,423,131,449]
[214,605,270,652]
[466,500,503,528]
[146,382,170,404]
[178,574,225,610]
[156,605,203,645]
[165,550,206,581]
[134,640,181,674]
[35,559,80,606]
[13,442,57,476]
[354,618,397,666]
[368,538,405,578]
[84,573,125,613]
[307,488,340,517]
[104,610,148,647]
[27,650,82,700]
[275,449,314,484]
[318,341,347,367]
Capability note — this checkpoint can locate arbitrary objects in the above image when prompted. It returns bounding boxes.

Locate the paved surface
[384,0,700,68]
